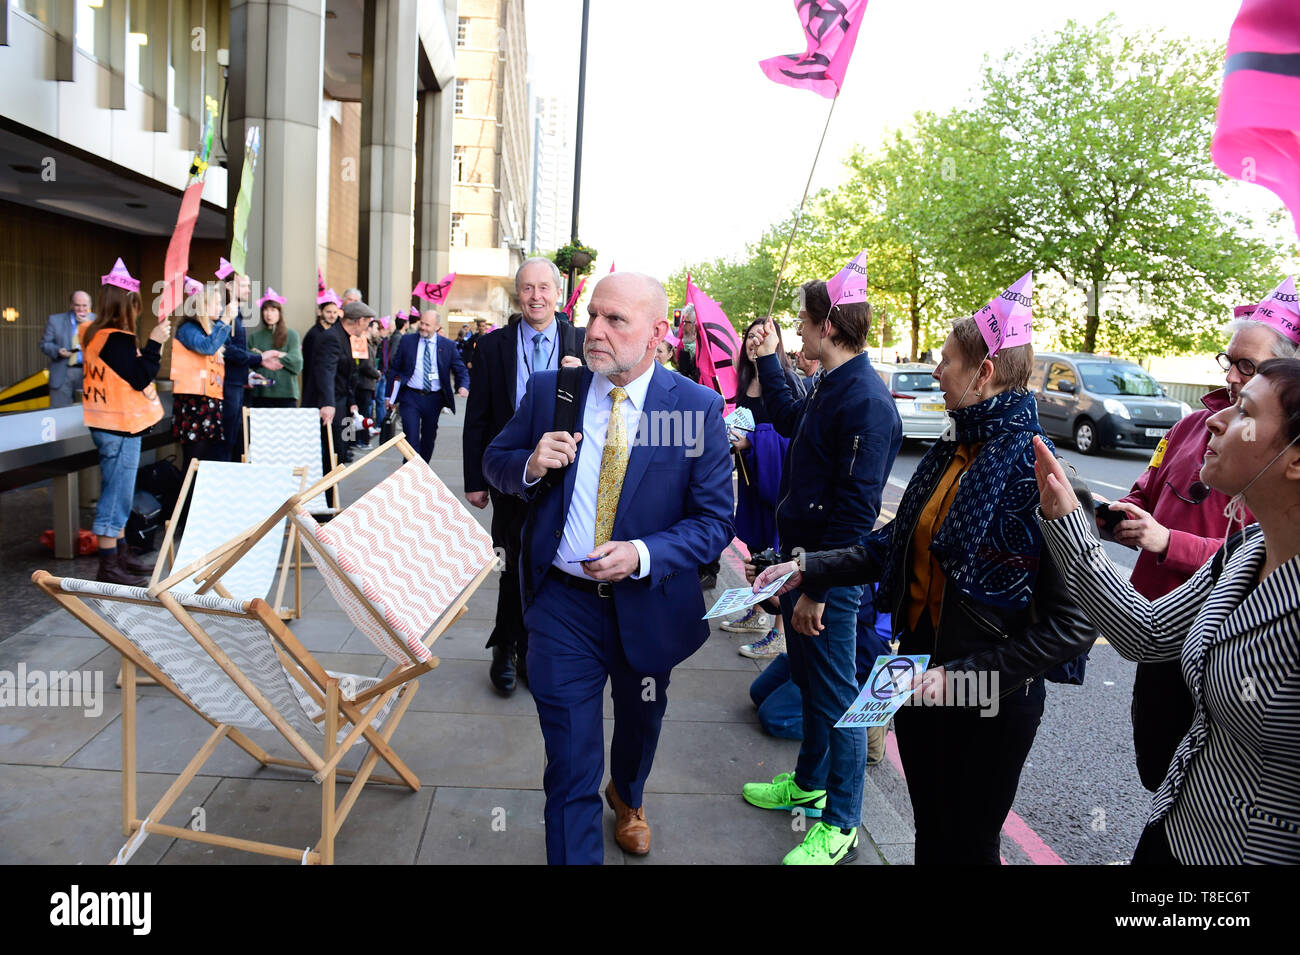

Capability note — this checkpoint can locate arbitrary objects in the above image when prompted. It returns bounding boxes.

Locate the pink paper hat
[1248,276,1300,343]
[396,309,408,321]
[183,275,204,298]
[258,287,286,308]
[378,314,392,329]
[215,257,234,280]
[101,257,140,293]
[317,287,341,307]
[1234,303,1258,318]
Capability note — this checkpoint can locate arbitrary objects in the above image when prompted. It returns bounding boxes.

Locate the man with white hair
[342,288,362,306]
[1099,283,1297,792]
[463,257,585,694]
[482,272,734,864]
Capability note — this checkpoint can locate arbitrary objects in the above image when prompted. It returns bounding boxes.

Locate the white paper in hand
[702,571,794,619]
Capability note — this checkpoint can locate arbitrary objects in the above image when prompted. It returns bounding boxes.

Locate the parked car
[873,362,948,442]
[1030,352,1191,455]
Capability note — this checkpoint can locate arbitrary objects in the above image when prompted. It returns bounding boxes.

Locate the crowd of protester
[53,252,1300,866]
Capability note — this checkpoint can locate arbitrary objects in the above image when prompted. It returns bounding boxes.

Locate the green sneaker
[782,821,859,866]
[742,772,826,817]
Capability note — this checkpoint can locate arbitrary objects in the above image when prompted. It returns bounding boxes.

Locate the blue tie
[423,339,434,390]
[532,331,547,374]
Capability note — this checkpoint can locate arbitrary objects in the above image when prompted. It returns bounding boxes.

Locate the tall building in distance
[446,0,531,328]
[529,93,574,257]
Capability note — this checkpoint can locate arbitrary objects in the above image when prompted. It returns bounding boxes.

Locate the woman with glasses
[1097,297,1297,793]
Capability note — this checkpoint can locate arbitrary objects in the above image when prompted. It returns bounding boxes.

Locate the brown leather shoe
[605,781,651,855]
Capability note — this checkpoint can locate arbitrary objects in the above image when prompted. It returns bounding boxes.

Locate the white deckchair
[243,405,340,515]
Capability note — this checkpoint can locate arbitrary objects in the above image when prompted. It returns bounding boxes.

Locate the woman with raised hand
[170,282,232,471]
[753,313,1097,865]
[1033,358,1300,864]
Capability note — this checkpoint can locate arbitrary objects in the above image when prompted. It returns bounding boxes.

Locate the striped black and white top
[1038,506,1300,864]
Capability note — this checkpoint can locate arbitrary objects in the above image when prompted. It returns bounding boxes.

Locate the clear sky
[525,0,1252,282]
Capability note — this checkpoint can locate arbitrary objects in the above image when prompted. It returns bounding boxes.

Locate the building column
[359,0,419,315]
[414,85,454,289]
[227,0,322,336]
[53,0,75,80]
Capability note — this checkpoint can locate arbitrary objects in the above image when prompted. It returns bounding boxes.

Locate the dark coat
[301,321,358,410]
[462,314,584,494]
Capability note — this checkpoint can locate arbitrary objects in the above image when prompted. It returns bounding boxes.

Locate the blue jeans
[91,429,141,538]
[783,583,866,830]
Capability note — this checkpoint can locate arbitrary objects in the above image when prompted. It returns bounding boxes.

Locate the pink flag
[759,0,871,100]
[685,277,743,415]
[1211,0,1300,244]
[317,268,326,295]
[1250,275,1300,343]
[412,273,457,303]
[973,271,1034,357]
[158,180,205,317]
[825,249,868,306]
[609,261,617,273]
[563,277,587,317]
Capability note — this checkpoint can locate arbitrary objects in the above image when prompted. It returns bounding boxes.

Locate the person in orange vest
[171,277,233,473]
[81,258,171,585]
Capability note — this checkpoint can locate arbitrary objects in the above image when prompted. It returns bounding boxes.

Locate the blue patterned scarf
[877,388,1051,611]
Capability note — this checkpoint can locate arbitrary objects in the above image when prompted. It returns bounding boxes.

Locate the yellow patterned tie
[594,387,630,547]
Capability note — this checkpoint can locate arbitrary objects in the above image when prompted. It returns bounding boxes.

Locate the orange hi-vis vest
[82,329,164,434]
[170,329,224,399]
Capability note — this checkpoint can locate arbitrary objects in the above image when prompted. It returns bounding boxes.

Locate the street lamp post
[567,0,591,306]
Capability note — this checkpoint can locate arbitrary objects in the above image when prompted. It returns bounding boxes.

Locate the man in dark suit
[482,272,734,864]
[386,309,469,462]
[463,257,585,694]
[40,290,93,407]
[302,299,366,472]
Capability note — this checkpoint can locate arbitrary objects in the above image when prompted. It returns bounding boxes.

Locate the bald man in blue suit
[483,272,734,865]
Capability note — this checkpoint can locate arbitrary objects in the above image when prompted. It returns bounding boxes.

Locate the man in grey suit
[40,290,94,407]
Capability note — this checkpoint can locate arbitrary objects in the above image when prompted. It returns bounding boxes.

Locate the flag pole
[763,93,839,319]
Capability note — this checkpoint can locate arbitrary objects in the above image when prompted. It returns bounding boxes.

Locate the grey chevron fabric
[246,407,332,513]
[61,579,399,742]
[170,461,301,599]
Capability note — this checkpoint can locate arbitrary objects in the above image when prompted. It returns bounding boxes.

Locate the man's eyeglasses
[1216,353,1257,377]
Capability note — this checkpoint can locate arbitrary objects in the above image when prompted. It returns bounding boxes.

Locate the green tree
[938,15,1283,353]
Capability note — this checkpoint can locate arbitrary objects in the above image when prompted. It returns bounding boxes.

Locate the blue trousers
[398,388,443,462]
[525,576,671,865]
[783,584,866,830]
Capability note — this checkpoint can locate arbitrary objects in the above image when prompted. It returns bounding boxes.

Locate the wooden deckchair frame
[243,404,343,514]
[32,571,423,865]
[148,458,306,620]
[284,433,496,704]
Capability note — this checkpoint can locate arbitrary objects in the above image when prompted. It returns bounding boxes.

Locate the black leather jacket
[801,523,1098,700]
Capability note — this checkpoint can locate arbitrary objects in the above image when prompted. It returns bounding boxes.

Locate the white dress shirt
[405,334,440,393]
[525,364,654,580]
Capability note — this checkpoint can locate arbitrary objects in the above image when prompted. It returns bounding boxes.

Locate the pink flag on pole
[759,0,871,100]
[563,277,587,317]
[825,249,868,306]
[685,276,743,415]
[158,180,206,317]
[973,271,1034,357]
[1250,275,1300,343]
[609,261,616,273]
[1211,0,1300,244]
[412,273,457,303]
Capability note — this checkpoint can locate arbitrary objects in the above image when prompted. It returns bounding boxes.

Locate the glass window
[451,212,465,247]
[453,145,465,182]
[17,0,53,27]
[892,373,938,392]
[1077,362,1162,397]
[1027,361,1046,391]
[1045,362,1077,392]
[456,16,468,47]
[454,79,466,115]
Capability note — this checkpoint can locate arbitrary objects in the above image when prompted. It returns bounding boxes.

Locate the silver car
[874,362,948,442]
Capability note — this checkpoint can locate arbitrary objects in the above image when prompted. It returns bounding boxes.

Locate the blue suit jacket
[482,363,735,673]
[389,332,470,414]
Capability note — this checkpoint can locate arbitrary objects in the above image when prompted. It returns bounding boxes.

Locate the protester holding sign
[754,284,1097,865]
[81,259,170,585]
[740,266,901,866]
